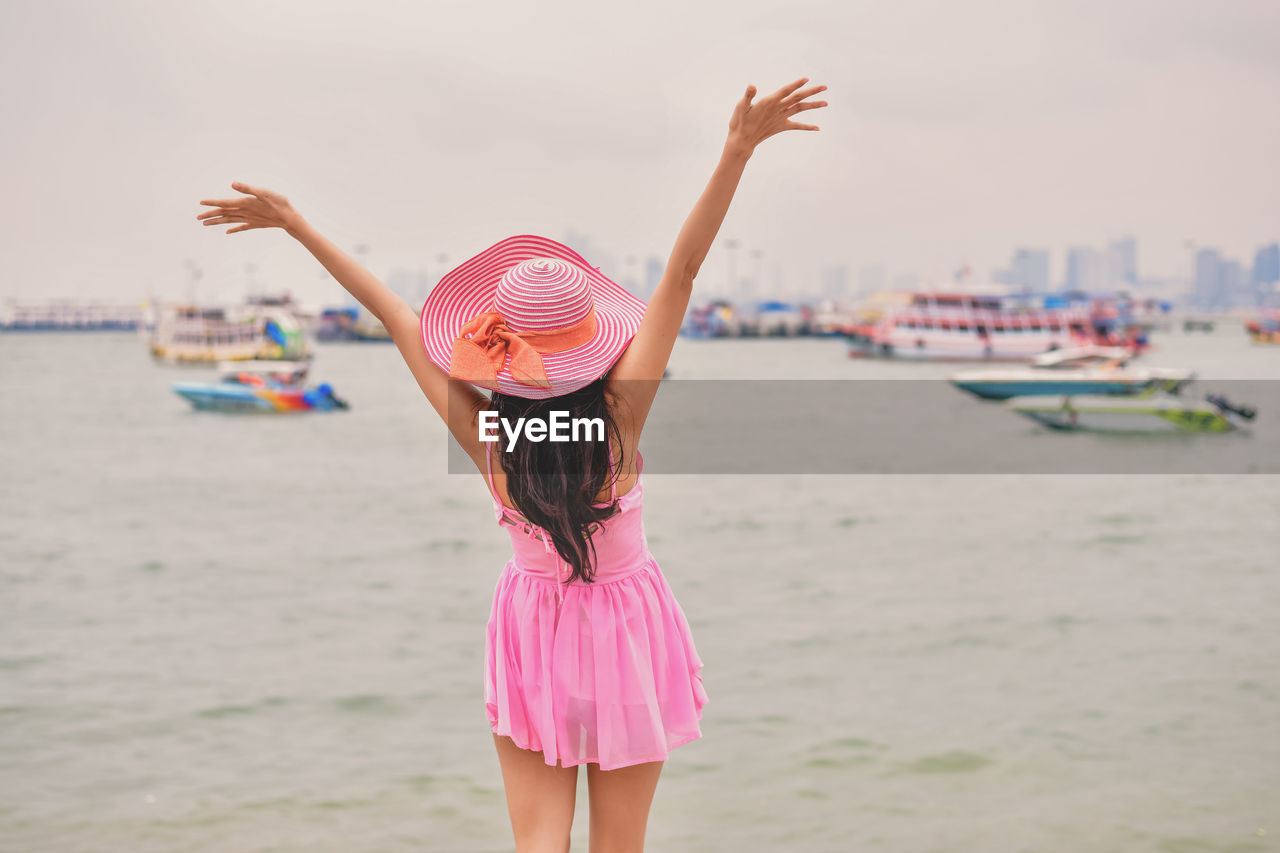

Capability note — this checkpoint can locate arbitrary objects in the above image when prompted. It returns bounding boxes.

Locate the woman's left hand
[196,182,306,235]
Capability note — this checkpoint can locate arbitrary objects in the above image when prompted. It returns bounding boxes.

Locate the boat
[845,290,1145,361]
[809,299,854,337]
[314,306,393,342]
[1244,311,1280,344]
[682,300,743,338]
[741,300,805,337]
[949,346,1195,400]
[214,359,310,385]
[735,301,803,337]
[1006,391,1256,433]
[171,369,348,413]
[1,298,143,331]
[1129,298,1175,334]
[144,296,312,364]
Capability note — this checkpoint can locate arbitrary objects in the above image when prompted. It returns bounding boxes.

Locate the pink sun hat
[420,235,647,399]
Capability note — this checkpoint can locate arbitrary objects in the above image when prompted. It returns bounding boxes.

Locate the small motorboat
[950,346,1195,400]
[172,369,348,413]
[1006,391,1256,433]
[1244,311,1280,344]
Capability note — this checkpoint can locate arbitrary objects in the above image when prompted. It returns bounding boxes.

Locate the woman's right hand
[725,77,828,158]
[196,182,307,236]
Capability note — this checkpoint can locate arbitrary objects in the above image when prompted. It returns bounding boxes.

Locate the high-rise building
[1065,247,1104,292]
[1106,237,1138,288]
[1194,248,1224,310]
[1253,243,1280,287]
[1222,260,1248,308]
[1002,248,1050,292]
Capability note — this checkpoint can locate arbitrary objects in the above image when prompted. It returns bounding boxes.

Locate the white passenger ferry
[845,291,1144,361]
[143,295,311,364]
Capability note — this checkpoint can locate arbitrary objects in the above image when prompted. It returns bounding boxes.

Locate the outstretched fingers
[195,181,292,234]
[200,208,258,227]
[196,207,239,220]
[200,212,259,233]
[767,77,810,102]
[198,181,260,208]
[787,99,827,116]
[781,84,827,107]
[778,80,827,131]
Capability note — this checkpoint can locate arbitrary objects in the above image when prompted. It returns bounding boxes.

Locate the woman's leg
[585,759,664,853]
[493,734,580,853]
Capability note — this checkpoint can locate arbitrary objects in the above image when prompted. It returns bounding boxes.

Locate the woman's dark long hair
[489,376,624,583]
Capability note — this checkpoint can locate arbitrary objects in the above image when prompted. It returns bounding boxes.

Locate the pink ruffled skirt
[484,555,708,770]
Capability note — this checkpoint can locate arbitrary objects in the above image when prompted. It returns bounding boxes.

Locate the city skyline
[367,232,1275,309]
[3,1,1279,306]
[134,229,1280,312]
[20,218,1272,314]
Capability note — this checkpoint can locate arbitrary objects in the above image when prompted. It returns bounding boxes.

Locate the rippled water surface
[2,330,1277,852]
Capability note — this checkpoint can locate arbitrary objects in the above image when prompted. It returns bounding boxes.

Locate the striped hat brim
[420,235,647,399]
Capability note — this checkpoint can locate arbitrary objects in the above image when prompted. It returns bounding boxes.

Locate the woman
[197,77,826,852]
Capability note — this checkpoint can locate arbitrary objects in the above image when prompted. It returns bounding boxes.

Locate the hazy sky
[2,0,1277,305]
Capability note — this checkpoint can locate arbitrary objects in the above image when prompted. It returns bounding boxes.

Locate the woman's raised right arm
[606,78,827,433]
[197,184,490,464]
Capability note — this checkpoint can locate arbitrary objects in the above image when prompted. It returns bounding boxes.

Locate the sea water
[2,329,1276,852]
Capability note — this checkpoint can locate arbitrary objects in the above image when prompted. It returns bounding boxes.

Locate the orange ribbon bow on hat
[447,310,597,389]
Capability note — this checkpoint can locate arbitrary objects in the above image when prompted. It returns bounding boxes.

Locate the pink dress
[483,446,708,770]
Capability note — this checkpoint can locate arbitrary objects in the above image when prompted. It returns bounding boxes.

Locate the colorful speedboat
[172,370,348,413]
[1006,391,1255,433]
[214,359,310,385]
[949,346,1195,400]
[1244,311,1280,344]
